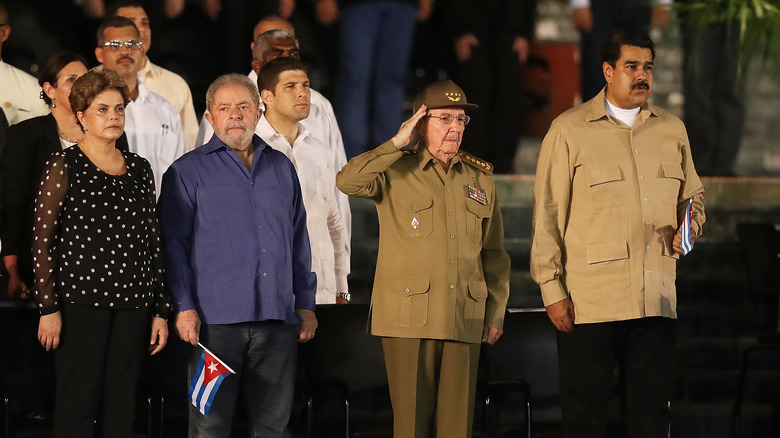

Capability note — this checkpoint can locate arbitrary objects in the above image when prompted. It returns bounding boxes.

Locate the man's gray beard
[217,127,254,150]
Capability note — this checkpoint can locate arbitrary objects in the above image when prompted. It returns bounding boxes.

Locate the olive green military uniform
[336,139,510,437]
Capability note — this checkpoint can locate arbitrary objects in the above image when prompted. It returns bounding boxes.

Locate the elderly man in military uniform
[337,79,511,438]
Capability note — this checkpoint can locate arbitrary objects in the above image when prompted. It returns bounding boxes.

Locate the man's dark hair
[105,0,146,18]
[96,15,139,45]
[602,28,655,67]
[257,57,307,94]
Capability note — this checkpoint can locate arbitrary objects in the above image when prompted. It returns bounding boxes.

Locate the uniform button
[450,260,455,264]
[634,150,639,155]
[449,284,455,289]
[446,187,452,193]
[639,174,644,179]
[450,235,456,239]
[643,197,648,202]
[405,288,410,293]
[646,245,651,250]
[645,221,651,225]
[448,211,454,216]
[412,204,417,209]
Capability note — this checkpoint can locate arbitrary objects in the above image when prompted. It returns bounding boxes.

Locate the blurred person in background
[108,0,199,150]
[0,2,50,125]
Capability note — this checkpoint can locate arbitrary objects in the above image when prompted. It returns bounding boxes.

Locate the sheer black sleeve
[32,153,69,315]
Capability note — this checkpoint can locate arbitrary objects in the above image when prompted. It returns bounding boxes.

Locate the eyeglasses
[103,40,143,51]
[427,114,470,126]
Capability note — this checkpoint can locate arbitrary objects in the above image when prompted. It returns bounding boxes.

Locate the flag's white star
[208,361,219,374]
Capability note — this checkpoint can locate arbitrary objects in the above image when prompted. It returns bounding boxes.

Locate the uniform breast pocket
[588,166,624,209]
[659,162,685,205]
[399,197,433,237]
[465,201,491,243]
[198,185,238,222]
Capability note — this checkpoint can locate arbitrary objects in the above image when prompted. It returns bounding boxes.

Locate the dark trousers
[54,302,148,438]
[578,0,652,101]
[557,317,676,438]
[188,321,298,438]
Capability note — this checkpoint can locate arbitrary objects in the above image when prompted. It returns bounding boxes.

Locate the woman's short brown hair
[38,52,88,106]
[69,69,131,119]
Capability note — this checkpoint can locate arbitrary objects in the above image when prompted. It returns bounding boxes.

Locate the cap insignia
[445,92,462,102]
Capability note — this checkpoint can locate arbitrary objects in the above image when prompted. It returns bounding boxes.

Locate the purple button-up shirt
[159,134,316,325]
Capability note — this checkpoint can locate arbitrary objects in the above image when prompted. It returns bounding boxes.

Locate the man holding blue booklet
[531,28,705,438]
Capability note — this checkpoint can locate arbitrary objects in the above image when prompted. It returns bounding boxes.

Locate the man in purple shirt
[158,73,317,436]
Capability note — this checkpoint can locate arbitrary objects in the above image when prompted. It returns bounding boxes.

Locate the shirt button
[450,235,456,239]
[258,225,263,229]
[262,272,267,277]
[261,249,267,253]
[449,284,455,289]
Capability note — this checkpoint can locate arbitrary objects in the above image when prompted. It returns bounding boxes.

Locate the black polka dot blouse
[32,145,171,319]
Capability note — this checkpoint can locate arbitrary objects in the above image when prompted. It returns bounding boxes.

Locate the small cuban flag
[189,342,236,417]
[680,197,694,256]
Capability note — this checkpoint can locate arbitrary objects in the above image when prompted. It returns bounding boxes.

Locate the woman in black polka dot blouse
[31,69,171,438]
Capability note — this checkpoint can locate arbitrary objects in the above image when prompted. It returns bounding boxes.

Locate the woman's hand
[38,312,62,351]
[149,316,169,355]
[390,105,427,149]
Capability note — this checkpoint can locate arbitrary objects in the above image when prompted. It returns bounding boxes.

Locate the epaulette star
[458,151,493,173]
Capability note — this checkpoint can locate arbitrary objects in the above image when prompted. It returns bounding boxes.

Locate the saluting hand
[390,105,427,149]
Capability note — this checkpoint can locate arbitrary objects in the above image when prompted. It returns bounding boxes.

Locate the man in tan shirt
[531,28,705,437]
[337,79,510,437]
[109,1,199,150]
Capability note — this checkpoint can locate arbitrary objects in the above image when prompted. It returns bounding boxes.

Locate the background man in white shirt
[0,3,49,125]
[257,57,350,304]
[95,16,187,196]
[108,1,199,150]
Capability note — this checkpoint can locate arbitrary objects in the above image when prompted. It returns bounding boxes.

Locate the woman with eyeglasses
[32,69,170,438]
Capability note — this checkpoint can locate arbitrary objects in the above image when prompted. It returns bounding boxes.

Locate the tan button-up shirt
[531,89,705,324]
[337,141,510,343]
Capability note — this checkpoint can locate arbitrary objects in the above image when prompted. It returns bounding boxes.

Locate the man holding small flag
[531,28,705,437]
[159,73,317,437]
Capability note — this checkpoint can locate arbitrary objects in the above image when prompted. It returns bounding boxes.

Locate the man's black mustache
[632,81,649,90]
[119,56,134,63]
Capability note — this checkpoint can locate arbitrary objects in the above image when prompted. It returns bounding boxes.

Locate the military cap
[413,79,478,112]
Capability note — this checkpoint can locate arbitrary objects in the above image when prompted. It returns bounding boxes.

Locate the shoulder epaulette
[458,151,493,173]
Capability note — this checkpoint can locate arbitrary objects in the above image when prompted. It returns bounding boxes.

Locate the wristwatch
[337,292,351,302]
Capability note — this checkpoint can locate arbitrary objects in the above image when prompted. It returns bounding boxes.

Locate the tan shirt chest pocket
[588,166,624,209]
[466,200,491,243]
[399,197,433,237]
[659,162,685,205]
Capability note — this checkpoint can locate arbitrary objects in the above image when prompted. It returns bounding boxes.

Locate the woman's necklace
[58,129,83,143]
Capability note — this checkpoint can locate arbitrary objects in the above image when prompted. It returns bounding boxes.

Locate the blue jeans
[188,321,298,438]
[335,1,418,158]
